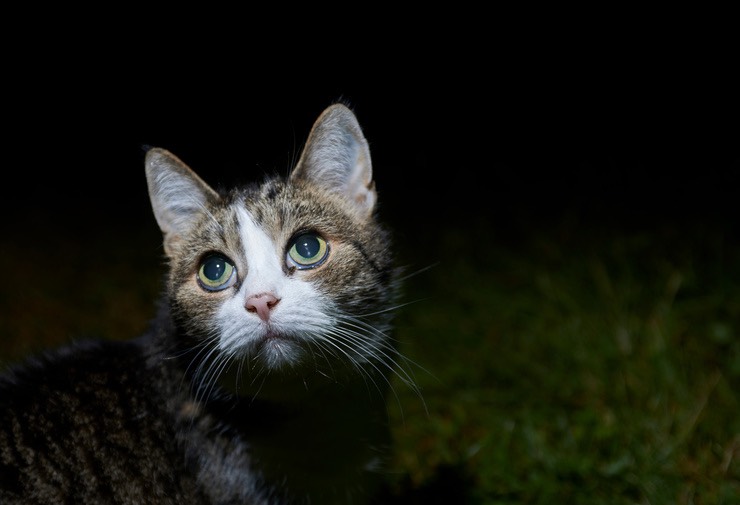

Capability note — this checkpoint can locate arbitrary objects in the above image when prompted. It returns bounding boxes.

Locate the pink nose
[245,293,280,322]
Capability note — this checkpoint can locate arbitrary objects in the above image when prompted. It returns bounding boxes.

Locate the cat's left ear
[291,104,376,217]
[145,148,220,256]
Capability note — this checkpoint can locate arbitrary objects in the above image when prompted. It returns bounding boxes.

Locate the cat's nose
[245,293,280,322]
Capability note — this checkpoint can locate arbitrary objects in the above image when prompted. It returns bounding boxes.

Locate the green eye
[197,254,236,291]
[287,233,329,269]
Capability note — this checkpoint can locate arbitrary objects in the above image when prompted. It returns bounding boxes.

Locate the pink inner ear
[351,182,376,216]
[291,104,376,216]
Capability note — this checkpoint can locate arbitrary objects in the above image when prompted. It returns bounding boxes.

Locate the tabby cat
[0,104,411,504]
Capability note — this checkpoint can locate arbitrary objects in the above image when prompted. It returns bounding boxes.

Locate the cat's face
[145,105,397,385]
[167,179,394,373]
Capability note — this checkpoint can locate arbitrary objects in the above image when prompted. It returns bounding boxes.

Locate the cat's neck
[145,305,390,504]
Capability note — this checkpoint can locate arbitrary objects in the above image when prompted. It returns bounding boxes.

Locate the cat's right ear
[145,148,219,256]
[290,104,376,218]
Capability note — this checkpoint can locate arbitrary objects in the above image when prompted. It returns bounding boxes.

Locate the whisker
[181,338,221,400]
[328,314,430,414]
[198,351,234,406]
[329,328,413,391]
[328,329,411,418]
[303,339,338,379]
[314,331,388,399]
[350,299,426,318]
[395,262,439,282]
[335,318,427,387]
[340,314,434,378]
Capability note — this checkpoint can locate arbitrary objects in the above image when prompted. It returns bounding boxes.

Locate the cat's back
[0,338,203,505]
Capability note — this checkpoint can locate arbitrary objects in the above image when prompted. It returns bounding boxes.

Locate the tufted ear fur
[291,104,376,218]
[145,148,219,256]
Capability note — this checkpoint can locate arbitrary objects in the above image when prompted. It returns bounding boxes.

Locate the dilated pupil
[295,235,320,258]
[203,257,227,280]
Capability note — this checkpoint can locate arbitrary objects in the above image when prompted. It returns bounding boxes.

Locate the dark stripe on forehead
[212,210,230,245]
[264,181,282,201]
[216,206,246,261]
[243,188,290,235]
[249,204,265,226]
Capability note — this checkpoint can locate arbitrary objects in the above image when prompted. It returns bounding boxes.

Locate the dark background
[1,22,738,504]
[4,47,737,242]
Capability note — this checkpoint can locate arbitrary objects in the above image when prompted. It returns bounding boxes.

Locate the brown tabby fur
[0,104,410,504]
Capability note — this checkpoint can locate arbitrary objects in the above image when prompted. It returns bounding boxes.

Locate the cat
[0,103,414,504]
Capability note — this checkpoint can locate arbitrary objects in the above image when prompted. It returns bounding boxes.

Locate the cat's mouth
[261,328,296,343]
[252,329,304,368]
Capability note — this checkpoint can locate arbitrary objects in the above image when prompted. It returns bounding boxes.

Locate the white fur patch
[215,206,332,368]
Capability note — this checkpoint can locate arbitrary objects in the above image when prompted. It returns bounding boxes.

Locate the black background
[3,30,738,251]
[1,20,738,503]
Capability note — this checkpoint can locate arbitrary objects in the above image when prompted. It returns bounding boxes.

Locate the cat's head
[145,104,398,389]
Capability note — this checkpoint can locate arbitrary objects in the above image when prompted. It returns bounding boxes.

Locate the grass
[385,216,740,504]
[1,213,738,504]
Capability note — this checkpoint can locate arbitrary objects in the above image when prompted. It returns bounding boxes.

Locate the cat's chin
[251,330,305,370]
[217,323,308,371]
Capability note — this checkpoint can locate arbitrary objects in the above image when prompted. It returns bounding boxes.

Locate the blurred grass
[386,217,740,504]
[0,221,164,364]
[1,214,738,504]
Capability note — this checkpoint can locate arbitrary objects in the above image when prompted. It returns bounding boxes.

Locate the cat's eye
[197,254,237,291]
[287,233,329,270]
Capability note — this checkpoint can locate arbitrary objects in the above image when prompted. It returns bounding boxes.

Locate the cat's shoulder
[0,337,153,409]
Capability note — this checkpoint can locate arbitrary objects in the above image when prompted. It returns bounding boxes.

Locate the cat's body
[0,104,405,504]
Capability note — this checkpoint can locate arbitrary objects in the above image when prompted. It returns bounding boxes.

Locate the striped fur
[0,104,412,504]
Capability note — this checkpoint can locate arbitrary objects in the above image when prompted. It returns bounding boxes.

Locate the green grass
[1,216,738,504]
[385,218,740,504]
